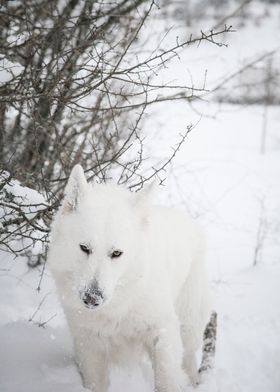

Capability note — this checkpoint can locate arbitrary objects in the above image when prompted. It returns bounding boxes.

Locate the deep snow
[1,1,280,391]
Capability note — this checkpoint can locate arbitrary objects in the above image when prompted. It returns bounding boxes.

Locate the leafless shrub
[0,169,50,255]
[162,0,252,28]
[213,51,280,106]
[0,0,232,262]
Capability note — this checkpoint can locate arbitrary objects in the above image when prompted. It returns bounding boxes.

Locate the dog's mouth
[80,290,104,310]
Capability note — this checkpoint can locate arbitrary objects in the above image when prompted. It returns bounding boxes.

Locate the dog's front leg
[74,336,110,392]
[150,323,187,392]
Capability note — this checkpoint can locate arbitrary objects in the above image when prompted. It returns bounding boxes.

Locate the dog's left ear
[61,164,87,214]
[133,180,158,225]
[135,179,158,204]
[140,180,158,199]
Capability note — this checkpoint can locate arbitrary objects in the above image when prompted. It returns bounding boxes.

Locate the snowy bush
[0,170,49,262]
[0,0,232,265]
[0,0,230,196]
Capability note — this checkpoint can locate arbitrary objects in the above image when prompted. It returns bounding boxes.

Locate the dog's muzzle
[80,285,104,309]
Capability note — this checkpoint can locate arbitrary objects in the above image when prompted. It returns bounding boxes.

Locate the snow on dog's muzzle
[80,284,104,309]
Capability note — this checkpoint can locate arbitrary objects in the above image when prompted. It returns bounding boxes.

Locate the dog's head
[49,165,153,311]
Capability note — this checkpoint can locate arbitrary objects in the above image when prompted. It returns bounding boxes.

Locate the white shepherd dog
[48,165,211,392]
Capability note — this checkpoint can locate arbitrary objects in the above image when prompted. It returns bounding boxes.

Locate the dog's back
[144,205,211,348]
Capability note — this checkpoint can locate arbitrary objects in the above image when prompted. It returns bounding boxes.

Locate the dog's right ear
[61,164,87,214]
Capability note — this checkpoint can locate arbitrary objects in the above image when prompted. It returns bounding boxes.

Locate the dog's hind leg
[181,325,200,386]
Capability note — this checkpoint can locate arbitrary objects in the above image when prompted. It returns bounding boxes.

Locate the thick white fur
[48,165,211,392]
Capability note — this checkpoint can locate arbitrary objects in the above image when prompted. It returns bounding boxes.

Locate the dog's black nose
[81,287,103,309]
[82,292,100,307]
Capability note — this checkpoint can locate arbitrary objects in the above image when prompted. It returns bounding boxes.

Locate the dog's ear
[140,179,158,199]
[61,164,87,214]
[133,180,158,225]
[135,179,158,204]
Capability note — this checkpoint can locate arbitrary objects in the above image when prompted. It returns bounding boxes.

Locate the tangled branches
[0,0,232,262]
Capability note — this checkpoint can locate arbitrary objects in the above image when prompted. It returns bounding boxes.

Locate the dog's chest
[84,313,152,365]
[90,309,153,339]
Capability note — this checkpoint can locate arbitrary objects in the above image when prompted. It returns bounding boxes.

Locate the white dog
[48,165,211,392]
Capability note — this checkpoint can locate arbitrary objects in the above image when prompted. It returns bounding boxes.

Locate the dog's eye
[111,250,123,259]
[80,244,91,255]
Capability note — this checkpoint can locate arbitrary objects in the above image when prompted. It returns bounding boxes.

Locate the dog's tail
[199,311,218,374]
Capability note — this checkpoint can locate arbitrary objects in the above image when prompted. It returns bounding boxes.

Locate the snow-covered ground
[1,1,280,391]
